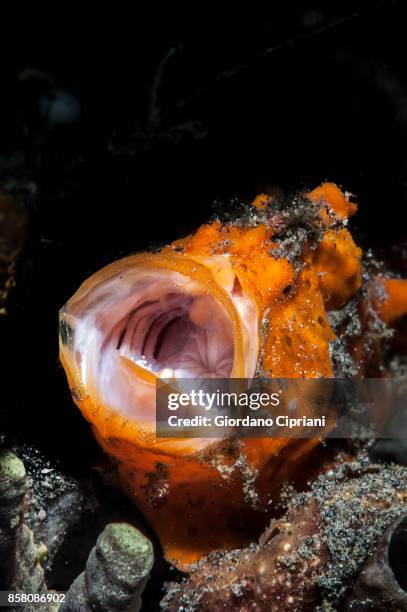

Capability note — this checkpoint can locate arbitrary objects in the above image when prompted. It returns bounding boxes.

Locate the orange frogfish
[59,183,407,569]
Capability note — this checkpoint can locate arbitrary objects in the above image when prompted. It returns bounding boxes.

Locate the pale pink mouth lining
[99,287,234,379]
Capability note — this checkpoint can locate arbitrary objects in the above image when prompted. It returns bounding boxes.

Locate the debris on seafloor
[161,454,407,611]
[14,444,92,574]
[61,523,154,612]
[0,449,154,612]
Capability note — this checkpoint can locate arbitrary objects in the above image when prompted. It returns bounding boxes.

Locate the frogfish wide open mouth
[59,183,407,569]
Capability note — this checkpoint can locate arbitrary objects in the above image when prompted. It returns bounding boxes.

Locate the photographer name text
[165,390,326,429]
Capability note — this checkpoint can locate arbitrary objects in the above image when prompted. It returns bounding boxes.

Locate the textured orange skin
[62,183,405,570]
[375,278,407,324]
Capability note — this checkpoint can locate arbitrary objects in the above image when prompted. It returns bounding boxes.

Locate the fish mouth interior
[61,261,259,421]
[102,282,235,379]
